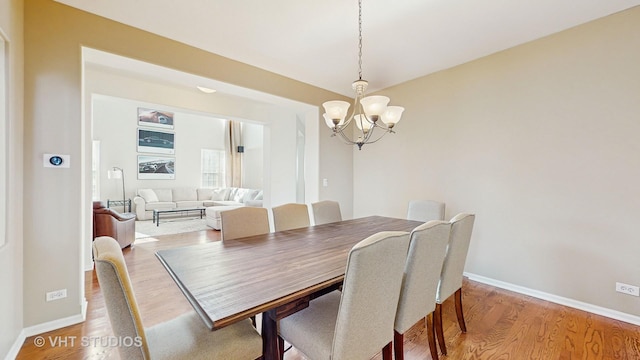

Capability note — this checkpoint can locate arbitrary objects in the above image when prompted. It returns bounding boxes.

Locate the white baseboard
[22,313,85,339]
[4,299,88,360]
[464,272,640,326]
[5,312,84,360]
[4,329,26,360]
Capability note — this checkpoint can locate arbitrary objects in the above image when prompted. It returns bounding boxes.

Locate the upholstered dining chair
[92,236,263,360]
[394,220,451,360]
[311,200,342,225]
[278,231,411,360]
[434,213,476,355]
[271,203,310,231]
[406,200,446,222]
[220,206,270,241]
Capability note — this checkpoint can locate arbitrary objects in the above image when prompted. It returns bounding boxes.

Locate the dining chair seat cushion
[279,231,410,360]
[279,290,341,360]
[146,313,262,360]
[93,236,263,360]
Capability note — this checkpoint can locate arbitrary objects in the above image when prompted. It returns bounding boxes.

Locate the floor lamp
[107,167,126,212]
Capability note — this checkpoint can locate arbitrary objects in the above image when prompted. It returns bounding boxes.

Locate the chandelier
[322,0,404,150]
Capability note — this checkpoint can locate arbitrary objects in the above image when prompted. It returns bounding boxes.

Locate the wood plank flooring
[16,229,640,359]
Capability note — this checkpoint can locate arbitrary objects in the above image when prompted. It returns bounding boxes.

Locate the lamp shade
[108,169,122,179]
[382,106,404,127]
[323,113,344,129]
[354,114,373,132]
[322,100,350,124]
[360,95,390,118]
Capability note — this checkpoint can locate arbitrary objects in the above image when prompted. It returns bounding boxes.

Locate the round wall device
[49,156,64,166]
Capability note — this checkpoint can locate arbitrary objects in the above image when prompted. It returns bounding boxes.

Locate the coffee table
[152,207,206,226]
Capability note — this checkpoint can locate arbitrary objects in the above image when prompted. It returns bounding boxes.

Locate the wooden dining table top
[155,215,424,331]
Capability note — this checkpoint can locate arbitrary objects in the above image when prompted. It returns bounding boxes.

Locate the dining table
[155,215,424,360]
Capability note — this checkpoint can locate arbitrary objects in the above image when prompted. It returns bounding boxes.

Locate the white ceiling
[59,0,640,97]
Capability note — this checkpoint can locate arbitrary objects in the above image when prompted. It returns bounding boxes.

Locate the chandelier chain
[321,0,404,150]
[358,0,363,80]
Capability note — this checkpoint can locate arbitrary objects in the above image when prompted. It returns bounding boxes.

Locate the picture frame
[137,128,175,154]
[138,107,174,129]
[137,155,176,180]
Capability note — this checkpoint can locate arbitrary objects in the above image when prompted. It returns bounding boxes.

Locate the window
[201,149,226,188]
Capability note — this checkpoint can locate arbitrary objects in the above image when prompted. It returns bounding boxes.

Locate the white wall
[354,7,640,318]
[84,64,305,204]
[242,123,264,189]
[21,1,350,348]
[0,0,23,358]
[92,95,231,202]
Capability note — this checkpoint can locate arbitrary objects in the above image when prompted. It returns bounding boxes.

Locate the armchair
[93,201,136,249]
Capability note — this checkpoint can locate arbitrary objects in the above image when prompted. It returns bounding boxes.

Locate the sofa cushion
[138,189,159,203]
[227,188,239,201]
[254,190,263,201]
[145,202,176,211]
[233,188,249,203]
[211,188,230,201]
[154,189,173,202]
[176,201,202,209]
[173,188,197,202]
[212,200,243,207]
[197,188,214,201]
[242,189,261,203]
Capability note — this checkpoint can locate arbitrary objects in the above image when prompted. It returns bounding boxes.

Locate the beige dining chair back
[311,200,343,225]
[92,236,262,360]
[394,220,451,360]
[407,200,446,222]
[434,213,476,355]
[220,207,270,241]
[271,203,310,231]
[279,231,411,360]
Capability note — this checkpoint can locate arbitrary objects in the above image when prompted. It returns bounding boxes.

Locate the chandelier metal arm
[321,0,404,150]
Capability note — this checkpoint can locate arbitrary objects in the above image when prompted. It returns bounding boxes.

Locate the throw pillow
[154,189,173,202]
[211,188,229,201]
[243,189,260,203]
[138,189,159,203]
[233,188,248,203]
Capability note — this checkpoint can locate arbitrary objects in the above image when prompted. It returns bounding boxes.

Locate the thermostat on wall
[43,154,70,168]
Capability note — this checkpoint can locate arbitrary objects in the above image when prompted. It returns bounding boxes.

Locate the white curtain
[225,120,243,187]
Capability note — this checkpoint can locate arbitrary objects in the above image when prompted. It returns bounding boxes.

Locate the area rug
[135,217,211,239]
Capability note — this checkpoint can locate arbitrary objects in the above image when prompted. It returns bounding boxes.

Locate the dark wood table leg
[262,309,279,360]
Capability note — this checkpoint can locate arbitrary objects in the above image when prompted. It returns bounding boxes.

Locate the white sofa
[133,187,263,220]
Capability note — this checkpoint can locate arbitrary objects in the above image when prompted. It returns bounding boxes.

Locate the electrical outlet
[616,282,640,297]
[46,289,67,302]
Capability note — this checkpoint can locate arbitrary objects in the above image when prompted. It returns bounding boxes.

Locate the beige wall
[23,0,353,331]
[0,0,23,357]
[354,7,640,316]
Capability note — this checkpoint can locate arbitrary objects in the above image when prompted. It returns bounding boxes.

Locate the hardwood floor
[16,229,640,359]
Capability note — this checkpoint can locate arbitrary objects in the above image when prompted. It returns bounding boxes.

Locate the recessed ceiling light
[196,86,216,94]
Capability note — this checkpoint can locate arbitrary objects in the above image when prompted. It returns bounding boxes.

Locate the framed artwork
[137,155,175,180]
[137,128,175,154]
[138,107,174,129]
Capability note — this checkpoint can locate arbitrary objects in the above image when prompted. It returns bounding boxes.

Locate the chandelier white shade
[322,0,404,150]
